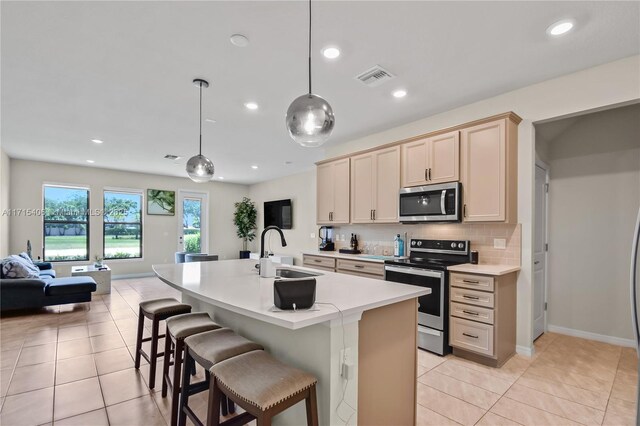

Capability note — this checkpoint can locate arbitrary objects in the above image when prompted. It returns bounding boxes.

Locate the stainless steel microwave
[399,182,461,223]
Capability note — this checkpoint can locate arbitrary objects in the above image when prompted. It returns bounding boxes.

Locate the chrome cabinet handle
[429,168,432,180]
[314,259,322,263]
[373,210,376,220]
[462,279,480,284]
[462,332,479,339]
[354,264,364,269]
[462,310,479,316]
[463,204,467,217]
[534,261,540,265]
[425,169,428,181]
[462,295,480,300]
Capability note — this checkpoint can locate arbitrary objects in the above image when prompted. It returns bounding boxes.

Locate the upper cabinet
[351,146,400,223]
[316,158,350,224]
[401,131,459,187]
[460,117,518,223]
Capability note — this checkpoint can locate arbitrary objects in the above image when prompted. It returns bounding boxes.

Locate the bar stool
[178,328,264,426]
[135,298,191,389]
[175,252,187,263]
[162,313,222,426]
[185,253,219,262]
[208,350,319,426]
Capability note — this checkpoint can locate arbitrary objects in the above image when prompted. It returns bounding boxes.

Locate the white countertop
[447,263,521,276]
[302,250,407,263]
[153,259,429,330]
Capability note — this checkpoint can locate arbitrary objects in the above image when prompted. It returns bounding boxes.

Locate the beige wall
[320,55,640,353]
[542,104,640,342]
[9,159,249,277]
[0,149,10,257]
[248,170,318,265]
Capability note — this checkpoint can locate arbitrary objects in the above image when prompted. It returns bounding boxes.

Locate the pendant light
[186,78,215,182]
[285,0,335,148]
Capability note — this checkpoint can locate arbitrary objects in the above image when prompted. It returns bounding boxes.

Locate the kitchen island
[153,259,429,426]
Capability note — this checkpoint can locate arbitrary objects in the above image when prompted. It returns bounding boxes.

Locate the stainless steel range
[384,239,470,355]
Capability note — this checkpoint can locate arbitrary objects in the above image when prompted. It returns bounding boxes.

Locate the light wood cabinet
[316,158,350,225]
[460,118,518,223]
[449,271,517,367]
[351,146,400,223]
[302,255,384,279]
[401,131,459,187]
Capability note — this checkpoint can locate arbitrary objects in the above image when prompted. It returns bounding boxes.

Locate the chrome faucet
[258,226,287,274]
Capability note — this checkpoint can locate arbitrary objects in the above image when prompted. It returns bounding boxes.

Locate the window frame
[102,188,144,260]
[42,184,90,262]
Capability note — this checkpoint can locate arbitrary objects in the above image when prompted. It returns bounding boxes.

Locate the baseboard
[112,272,155,280]
[547,324,636,348]
[516,345,534,357]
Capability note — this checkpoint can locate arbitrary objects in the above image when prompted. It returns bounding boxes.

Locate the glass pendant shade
[286,93,335,147]
[186,154,215,183]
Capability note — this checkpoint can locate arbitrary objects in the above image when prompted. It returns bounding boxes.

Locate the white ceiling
[2,1,638,184]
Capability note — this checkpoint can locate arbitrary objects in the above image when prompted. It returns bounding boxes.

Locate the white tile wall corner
[333,223,521,266]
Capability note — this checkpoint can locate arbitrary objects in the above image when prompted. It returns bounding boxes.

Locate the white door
[533,163,549,339]
[177,191,208,254]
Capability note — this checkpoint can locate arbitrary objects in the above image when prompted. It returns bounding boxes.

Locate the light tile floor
[0,276,637,425]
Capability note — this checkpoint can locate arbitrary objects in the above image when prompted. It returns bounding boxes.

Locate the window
[103,190,143,259]
[43,185,90,261]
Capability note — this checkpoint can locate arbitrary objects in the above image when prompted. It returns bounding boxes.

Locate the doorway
[533,161,549,340]
[177,190,208,254]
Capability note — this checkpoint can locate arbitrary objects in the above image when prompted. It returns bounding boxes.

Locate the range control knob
[411,241,416,246]
[417,241,422,247]
[451,242,457,248]
[458,242,465,249]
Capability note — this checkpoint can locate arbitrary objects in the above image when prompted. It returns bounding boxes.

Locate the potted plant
[233,197,257,259]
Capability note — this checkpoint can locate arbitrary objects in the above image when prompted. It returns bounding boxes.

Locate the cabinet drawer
[339,270,384,280]
[450,287,494,308]
[336,259,384,277]
[451,302,494,325]
[303,255,336,270]
[450,317,494,356]
[450,273,494,292]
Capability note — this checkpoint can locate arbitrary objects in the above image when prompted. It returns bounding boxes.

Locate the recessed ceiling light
[251,165,258,169]
[322,47,341,59]
[230,34,250,47]
[244,102,258,110]
[218,176,225,180]
[547,19,575,36]
[86,160,95,164]
[91,139,103,144]
[392,89,407,98]
[205,118,217,124]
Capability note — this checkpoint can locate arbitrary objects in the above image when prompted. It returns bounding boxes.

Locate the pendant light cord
[308,0,312,94]
[198,81,203,156]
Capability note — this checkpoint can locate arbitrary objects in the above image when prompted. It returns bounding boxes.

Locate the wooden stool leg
[134,308,144,369]
[170,339,184,426]
[227,398,235,414]
[161,333,172,397]
[178,346,192,426]
[206,377,222,426]
[305,385,319,426]
[257,414,272,426]
[148,318,160,389]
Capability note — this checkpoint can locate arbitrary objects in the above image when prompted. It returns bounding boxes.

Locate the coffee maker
[318,226,335,251]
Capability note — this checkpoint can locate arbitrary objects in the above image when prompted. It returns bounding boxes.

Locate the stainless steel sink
[276,268,322,279]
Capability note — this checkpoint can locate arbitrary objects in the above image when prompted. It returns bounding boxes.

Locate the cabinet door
[316,162,334,224]
[332,158,350,223]
[460,120,506,222]
[428,131,459,184]
[373,146,400,222]
[350,153,375,223]
[400,139,428,187]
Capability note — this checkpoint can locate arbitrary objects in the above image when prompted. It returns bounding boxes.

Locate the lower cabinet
[302,255,384,279]
[449,271,517,367]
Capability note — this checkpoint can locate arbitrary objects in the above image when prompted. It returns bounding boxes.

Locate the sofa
[0,260,97,312]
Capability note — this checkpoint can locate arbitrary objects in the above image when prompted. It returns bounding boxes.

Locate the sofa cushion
[1,255,40,279]
[39,269,57,278]
[45,277,97,296]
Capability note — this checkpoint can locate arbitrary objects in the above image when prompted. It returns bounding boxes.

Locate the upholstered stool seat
[162,313,221,426]
[135,298,192,390]
[206,350,318,426]
[178,329,264,426]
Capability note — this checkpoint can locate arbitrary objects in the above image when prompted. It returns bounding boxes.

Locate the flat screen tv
[264,199,292,230]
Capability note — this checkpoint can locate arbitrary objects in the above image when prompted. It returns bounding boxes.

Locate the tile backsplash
[332,223,521,266]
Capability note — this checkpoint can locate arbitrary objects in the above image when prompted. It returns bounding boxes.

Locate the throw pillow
[1,255,40,279]
[19,252,35,265]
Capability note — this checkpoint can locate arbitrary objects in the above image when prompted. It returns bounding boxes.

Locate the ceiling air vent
[355,65,395,87]
[164,154,181,160]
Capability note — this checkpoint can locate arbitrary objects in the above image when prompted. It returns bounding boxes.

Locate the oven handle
[384,265,443,278]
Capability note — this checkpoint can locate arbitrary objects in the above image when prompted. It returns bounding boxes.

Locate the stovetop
[384,239,470,271]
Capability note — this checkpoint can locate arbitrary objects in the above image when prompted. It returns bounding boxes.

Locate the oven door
[384,265,445,330]
[398,182,460,222]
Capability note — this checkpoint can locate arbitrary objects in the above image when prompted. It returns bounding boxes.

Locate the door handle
[373,210,376,220]
[463,204,467,218]
[462,333,479,339]
[425,169,428,181]
[428,168,432,180]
